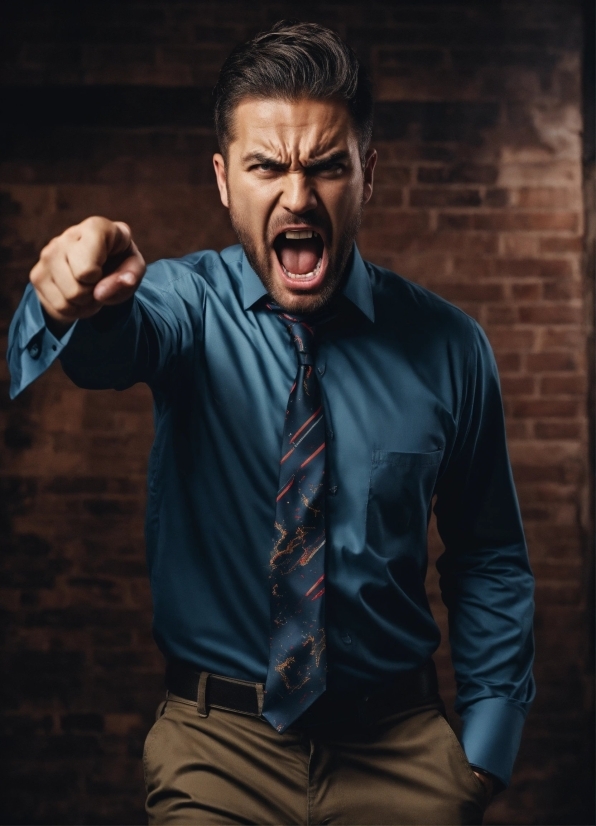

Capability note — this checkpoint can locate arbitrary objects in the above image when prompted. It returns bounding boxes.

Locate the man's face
[213,97,376,313]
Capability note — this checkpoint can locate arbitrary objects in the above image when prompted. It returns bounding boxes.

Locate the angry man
[8,21,534,826]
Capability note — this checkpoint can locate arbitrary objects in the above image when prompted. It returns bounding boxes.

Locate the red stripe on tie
[311,588,325,601]
[305,574,324,597]
[300,443,325,469]
[276,478,294,502]
[291,407,323,444]
[280,446,294,464]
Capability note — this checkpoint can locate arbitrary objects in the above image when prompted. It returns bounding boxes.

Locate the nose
[279,171,318,215]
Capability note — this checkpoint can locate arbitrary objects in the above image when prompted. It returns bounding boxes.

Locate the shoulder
[139,245,243,301]
[365,259,481,349]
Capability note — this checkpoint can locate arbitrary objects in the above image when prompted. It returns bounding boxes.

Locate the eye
[312,163,346,178]
[249,161,282,174]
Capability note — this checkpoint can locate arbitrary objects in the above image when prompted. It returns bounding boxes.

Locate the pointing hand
[30,216,146,330]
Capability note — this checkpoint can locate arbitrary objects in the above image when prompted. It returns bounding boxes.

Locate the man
[8,21,534,826]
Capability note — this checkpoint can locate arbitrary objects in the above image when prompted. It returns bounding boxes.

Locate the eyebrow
[242,150,350,171]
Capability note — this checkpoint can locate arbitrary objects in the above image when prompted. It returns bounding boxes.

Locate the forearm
[434,319,535,787]
[7,285,145,396]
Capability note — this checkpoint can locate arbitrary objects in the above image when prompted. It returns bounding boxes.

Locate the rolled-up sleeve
[434,319,535,787]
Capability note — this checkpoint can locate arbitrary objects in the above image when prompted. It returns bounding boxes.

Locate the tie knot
[266,304,317,362]
[287,319,316,363]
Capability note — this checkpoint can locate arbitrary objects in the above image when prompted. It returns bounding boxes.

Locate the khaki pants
[144,693,489,825]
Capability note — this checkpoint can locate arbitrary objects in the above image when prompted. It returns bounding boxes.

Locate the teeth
[281,257,323,280]
[285,230,317,240]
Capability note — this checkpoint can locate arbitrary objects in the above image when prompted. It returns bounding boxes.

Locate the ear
[213,153,229,208]
[362,149,377,205]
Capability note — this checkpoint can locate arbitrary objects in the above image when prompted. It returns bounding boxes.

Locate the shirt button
[317,364,326,376]
[28,342,41,359]
[328,485,338,496]
[327,429,334,440]
[341,633,352,644]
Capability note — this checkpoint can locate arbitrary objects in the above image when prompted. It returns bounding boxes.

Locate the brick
[509,399,579,418]
[438,211,580,232]
[506,420,530,440]
[518,305,583,324]
[541,329,584,349]
[539,236,584,253]
[526,352,578,371]
[516,187,580,209]
[359,209,430,234]
[535,581,582,605]
[488,328,536,351]
[499,233,539,257]
[495,352,522,372]
[449,257,493,278]
[543,279,583,299]
[486,304,518,324]
[416,164,498,184]
[485,188,509,207]
[412,233,498,255]
[540,376,587,395]
[375,165,411,185]
[493,258,573,279]
[410,188,481,207]
[534,422,582,439]
[498,161,582,187]
[426,282,503,302]
[372,188,404,208]
[511,283,542,300]
[501,376,536,395]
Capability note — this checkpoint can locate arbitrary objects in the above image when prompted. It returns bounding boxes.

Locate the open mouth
[273,229,326,288]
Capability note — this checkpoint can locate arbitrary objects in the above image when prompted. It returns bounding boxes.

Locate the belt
[165,659,440,727]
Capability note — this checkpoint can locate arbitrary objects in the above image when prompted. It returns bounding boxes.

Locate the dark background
[0,1,594,823]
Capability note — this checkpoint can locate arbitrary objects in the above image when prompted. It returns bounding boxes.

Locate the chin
[267,273,341,314]
[230,212,352,314]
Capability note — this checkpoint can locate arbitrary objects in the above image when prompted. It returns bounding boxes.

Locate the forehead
[228,97,358,158]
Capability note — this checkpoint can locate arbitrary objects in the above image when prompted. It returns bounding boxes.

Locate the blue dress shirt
[8,244,535,786]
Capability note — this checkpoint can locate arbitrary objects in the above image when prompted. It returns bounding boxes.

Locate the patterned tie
[262,306,327,733]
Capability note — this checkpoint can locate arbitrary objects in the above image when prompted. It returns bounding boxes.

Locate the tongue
[278,239,320,275]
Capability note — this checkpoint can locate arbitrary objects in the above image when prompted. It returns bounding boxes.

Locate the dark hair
[213,21,374,162]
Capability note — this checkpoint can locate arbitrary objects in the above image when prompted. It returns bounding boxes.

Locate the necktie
[262,307,327,733]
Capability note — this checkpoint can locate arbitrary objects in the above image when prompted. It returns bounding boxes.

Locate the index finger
[65,218,132,286]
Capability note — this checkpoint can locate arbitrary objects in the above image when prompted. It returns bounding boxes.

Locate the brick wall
[0,2,593,823]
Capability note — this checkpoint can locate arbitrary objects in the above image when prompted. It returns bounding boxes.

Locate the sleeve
[433,319,535,788]
[7,259,204,398]
[7,283,78,399]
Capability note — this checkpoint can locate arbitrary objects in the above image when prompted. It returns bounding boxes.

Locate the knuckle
[29,263,42,285]
[39,241,54,261]
[82,215,107,235]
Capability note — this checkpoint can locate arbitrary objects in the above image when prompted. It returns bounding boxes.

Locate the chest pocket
[366,450,443,553]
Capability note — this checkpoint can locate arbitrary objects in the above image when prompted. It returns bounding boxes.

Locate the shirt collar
[241,243,375,323]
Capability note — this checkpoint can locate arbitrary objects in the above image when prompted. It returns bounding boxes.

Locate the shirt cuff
[9,289,77,398]
[460,697,527,788]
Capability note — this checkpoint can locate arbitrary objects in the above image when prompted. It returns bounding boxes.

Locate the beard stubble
[228,200,363,313]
